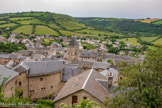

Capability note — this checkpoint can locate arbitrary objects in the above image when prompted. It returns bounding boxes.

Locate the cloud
[0,0,161,18]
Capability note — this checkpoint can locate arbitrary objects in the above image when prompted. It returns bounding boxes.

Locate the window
[30,90,35,93]
[40,78,43,81]
[19,81,21,86]
[83,97,87,99]
[72,96,78,104]
[41,87,46,90]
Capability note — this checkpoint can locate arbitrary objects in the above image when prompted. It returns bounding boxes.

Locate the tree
[105,45,162,108]
[0,29,2,35]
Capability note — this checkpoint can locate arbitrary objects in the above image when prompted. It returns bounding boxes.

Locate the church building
[66,37,79,61]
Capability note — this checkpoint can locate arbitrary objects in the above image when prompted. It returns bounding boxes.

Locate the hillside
[77,17,162,35]
[0,12,118,37]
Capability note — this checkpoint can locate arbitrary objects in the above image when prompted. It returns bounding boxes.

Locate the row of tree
[0,42,26,53]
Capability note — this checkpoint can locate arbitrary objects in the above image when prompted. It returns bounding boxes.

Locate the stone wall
[66,47,79,61]
[28,72,65,100]
[3,71,66,101]
[15,72,28,98]
[54,90,103,108]
[3,77,18,98]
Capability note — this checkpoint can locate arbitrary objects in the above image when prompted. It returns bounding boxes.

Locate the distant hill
[0,12,118,37]
[77,17,162,35]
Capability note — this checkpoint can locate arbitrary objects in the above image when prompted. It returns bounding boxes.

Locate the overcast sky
[0,0,162,18]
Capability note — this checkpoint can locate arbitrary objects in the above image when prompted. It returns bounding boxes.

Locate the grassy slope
[119,38,140,46]
[0,21,7,24]
[0,12,126,37]
[0,12,98,36]
[59,30,94,36]
[153,38,162,45]
[13,25,33,34]
[9,17,33,21]
[18,19,43,25]
[35,25,59,35]
[141,37,158,42]
[0,23,17,28]
[78,17,162,35]
[152,20,162,25]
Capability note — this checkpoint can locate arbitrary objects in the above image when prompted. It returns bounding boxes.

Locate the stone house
[54,69,114,108]
[12,61,65,101]
[1,60,83,101]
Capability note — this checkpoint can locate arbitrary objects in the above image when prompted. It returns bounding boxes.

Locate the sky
[0,0,162,18]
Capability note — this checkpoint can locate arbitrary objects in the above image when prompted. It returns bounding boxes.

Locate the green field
[13,25,33,34]
[59,30,94,36]
[18,19,43,25]
[55,18,86,30]
[43,38,51,45]
[141,37,158,42]
[153,38,162,45]
[152,21,162,25]
[76,29,122,36]
[9,17,33,21]
[0,21,7,24]
[35,25,59,35]
[0,23,17,28]
[119,38,140,46]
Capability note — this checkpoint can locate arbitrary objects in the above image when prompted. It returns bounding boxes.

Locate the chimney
[108,72,113,91]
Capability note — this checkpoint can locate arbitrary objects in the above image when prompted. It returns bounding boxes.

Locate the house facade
[54,69,113,108]
[5,61,66,101]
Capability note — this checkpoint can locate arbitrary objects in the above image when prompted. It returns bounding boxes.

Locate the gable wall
[55,90,103,108]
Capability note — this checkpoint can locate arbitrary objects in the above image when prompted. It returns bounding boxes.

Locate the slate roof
[103,53,137,61]
[54,69,111,103]
[6,61,14,69]
[91,62,111,69]
[68,37,79,47]
[0,54,10,59]
[72,60,93,68]
[0,65,19,84]
[9,53,19,59]
[72,60,111,69]
[100,68,118,85]
[62,64,82,81]
[24,61,63,77]
[13,62,30,73]
[0,53,19,59]
[80,50,98,58]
